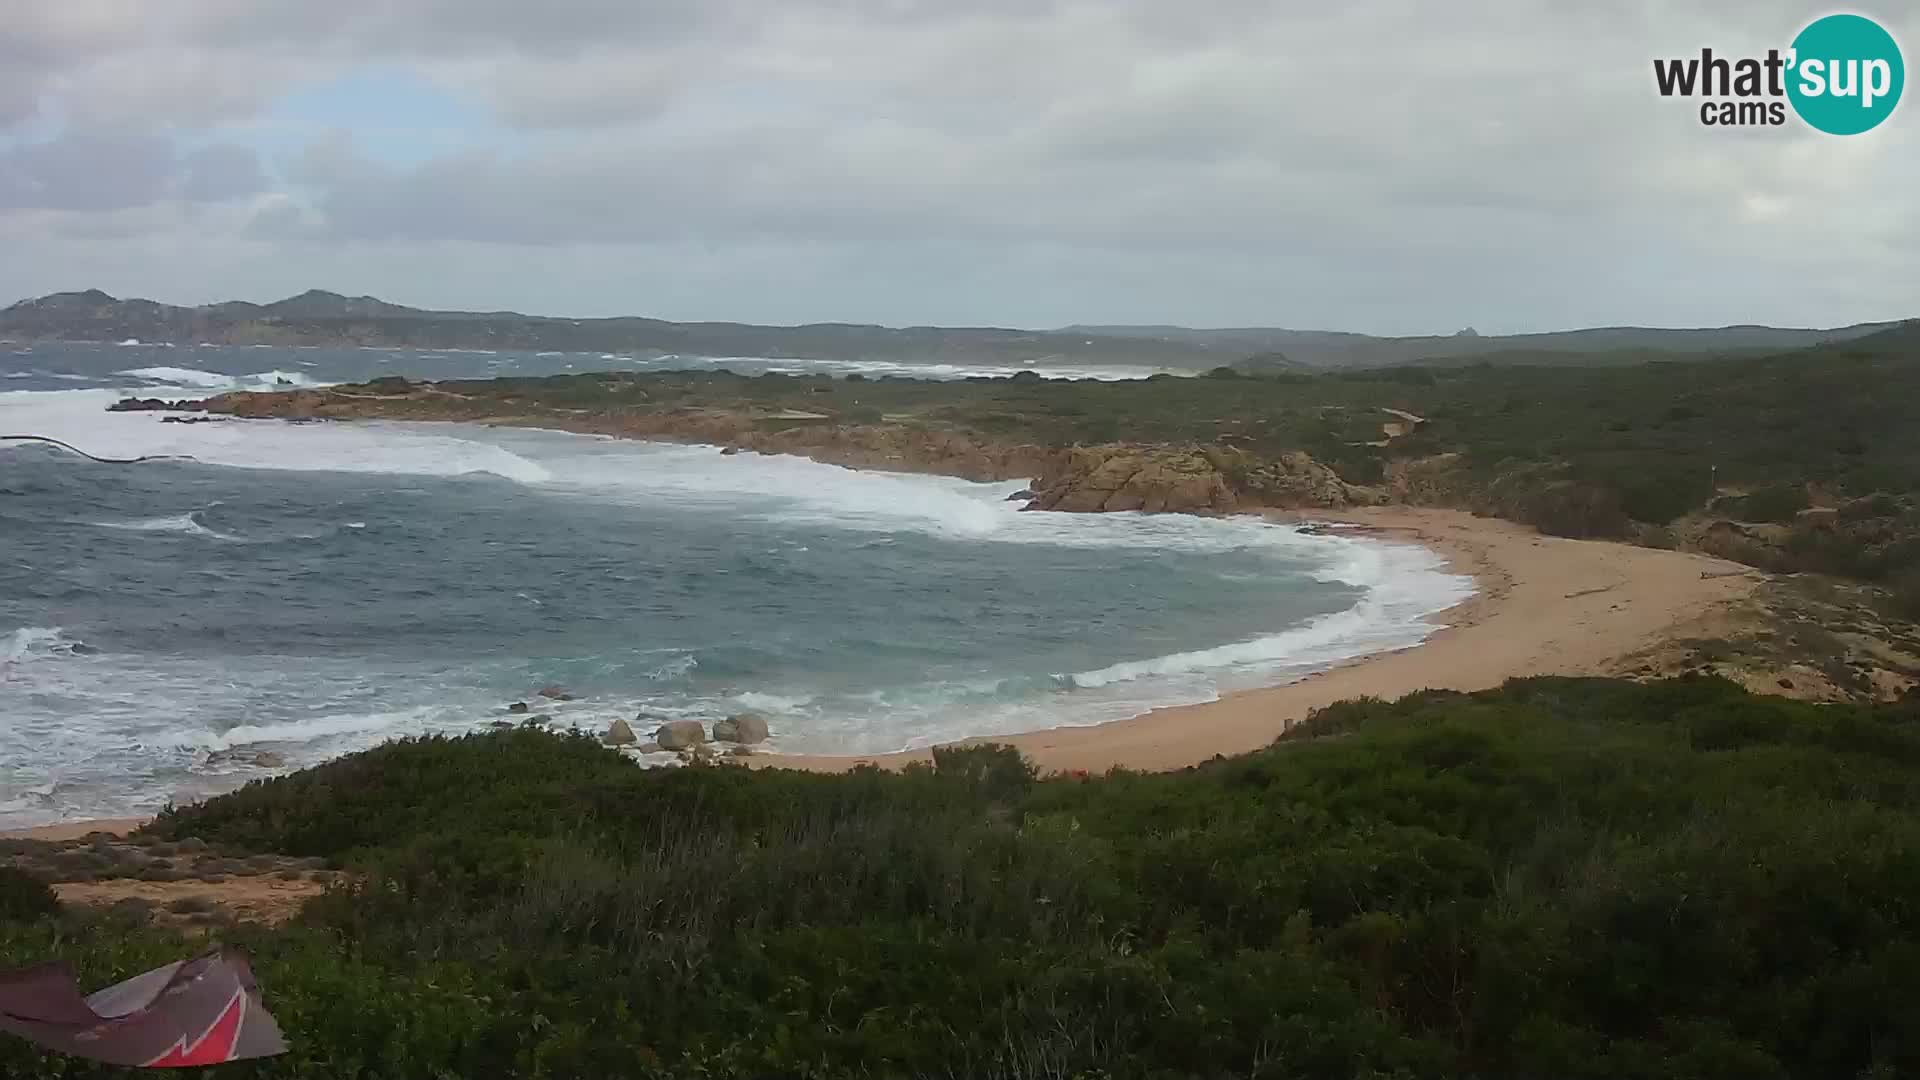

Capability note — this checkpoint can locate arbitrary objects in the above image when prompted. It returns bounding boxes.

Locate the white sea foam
[116,366,237,388]
[7,398,1462,700]
[92,512,238,541]
[1066,542,1465,691]
[509,432,1346,557]
[732,691,815,713]
[116,366,323,392]
[2,626,74,664]
[204,707,445,751]
[1,381,1476,813]
[0,389,552,482]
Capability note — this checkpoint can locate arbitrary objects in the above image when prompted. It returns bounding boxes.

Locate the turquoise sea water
[0,344,1470,826]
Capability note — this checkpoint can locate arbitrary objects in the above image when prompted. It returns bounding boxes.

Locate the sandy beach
[0,818,144,842]
[5,507,1762,837]
[760,507,1761,774]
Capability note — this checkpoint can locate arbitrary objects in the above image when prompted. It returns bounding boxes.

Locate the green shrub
[0,866,60,921]
[1892,570,1920,622]
[1730,483,1812,523]
[12,678,1888,1079]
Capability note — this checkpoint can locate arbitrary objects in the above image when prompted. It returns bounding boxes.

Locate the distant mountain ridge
[1064,320,1904,368]
[0,289,1903,369]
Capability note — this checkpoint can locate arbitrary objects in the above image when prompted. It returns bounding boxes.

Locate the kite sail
[0,948,287,1068]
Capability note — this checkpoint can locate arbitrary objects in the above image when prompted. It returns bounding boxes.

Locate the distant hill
[1063,321,1902,367]
[0,289,1215,369]
[1,289,1903,370]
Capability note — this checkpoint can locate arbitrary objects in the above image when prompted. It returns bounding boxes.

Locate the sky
[1,0,1915,334]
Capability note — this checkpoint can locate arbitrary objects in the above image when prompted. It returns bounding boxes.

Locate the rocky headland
[108,371,1919,706]
[187,379,1374,516]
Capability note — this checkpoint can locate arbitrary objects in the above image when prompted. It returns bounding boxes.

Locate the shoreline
[1,818,145,842]
[4,514,1757,838]
[6,408,1764,830]
[755,506,1759,774]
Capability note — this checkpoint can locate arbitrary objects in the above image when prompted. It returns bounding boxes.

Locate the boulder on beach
[655,720,707,750]
[537,685,575,701]
[507,702,530,714]
[712,711,770,745]
[603,718,637,746]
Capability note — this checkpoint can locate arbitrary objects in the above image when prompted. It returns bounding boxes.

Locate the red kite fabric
[0,948,287,1068]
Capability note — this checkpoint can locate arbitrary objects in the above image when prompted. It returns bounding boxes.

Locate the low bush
[7,678,1920,1077]
[0,866,60,921]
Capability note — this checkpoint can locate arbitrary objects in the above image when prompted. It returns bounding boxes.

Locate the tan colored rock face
[655,720,707,750]
[198,386,1360,517]
[713,711,771,744]
[1024,445,1351,515]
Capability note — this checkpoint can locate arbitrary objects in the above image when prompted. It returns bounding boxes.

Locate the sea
[0,341,1474,828]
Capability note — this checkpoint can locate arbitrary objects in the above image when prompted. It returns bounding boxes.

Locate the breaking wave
[92,512,239,541]
[116,366,325,392]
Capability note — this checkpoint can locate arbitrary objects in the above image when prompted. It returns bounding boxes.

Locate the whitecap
[91,512,239,542]
[0,389,552,483]
[205,707,437,750]
[115,366,324,392]
[2,626,76,664]
[732,690,814,713]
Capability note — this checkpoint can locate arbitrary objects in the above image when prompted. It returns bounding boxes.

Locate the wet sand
[759,507,1760,774]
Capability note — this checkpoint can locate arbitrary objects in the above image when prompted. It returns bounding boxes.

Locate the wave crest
[2,626,80,664]
[116,367,324,392]
[92,511,239,541]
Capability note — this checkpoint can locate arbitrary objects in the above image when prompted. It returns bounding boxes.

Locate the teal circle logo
[1787,14,1904,134]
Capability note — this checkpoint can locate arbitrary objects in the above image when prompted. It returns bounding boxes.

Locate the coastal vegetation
[4,677,1920,1078]
[191,322,1920,585]
[2,288,1894,368]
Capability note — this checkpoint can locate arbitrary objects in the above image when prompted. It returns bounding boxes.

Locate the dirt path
[2,829,338,930]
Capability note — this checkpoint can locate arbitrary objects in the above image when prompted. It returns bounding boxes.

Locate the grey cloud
[0,134,267,211]
[4,0,1919,332]
[0,134,177,211]
[179,143,269,202]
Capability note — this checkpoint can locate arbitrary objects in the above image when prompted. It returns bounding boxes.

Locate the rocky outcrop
[655,720,707,751]
[1236,450,1370,509]
[1026,447,1237,513]
[602,718,637,746]
[108,398,204,413]
[1024,445,1360,514]
[194,386,1367,516]
[712,712,770,745]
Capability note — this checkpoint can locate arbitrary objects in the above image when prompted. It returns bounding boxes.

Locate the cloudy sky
[2,1,1914,333]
